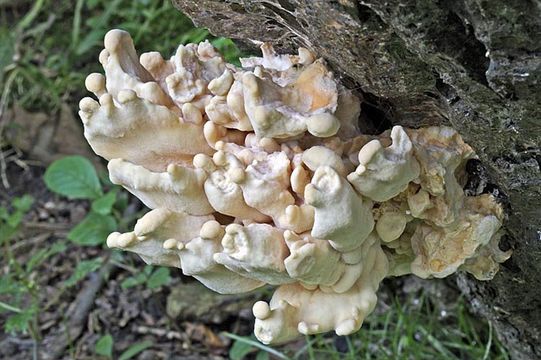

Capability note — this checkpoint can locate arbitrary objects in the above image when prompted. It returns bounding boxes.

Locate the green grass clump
[302,294,508,360]
[227,292,508,360]
[0,0,240,118]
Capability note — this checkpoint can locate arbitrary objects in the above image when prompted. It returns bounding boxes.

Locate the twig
[135,325,184,340]
[0,146,9,189]
[32,337,39,360]
[43,257,115,360]
[10,233,50,253]
[42,193,139,358]
[3,336,34,346]
[22,222,71,231]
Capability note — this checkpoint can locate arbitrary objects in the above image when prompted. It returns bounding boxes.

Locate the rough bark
[172,1,541,358]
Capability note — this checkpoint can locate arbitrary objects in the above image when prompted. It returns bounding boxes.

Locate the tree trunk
[172,1,541,358]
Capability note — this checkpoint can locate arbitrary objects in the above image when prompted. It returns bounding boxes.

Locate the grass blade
[223,332,290,360]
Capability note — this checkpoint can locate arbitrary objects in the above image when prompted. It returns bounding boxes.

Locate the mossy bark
[172,1,541,358]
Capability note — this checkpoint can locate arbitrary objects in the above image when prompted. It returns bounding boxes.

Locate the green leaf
[114,191,129,213]
[229,339,256,360]
[99,171,115,187]
[211,37,241,65]
[118,340,152,360]
[5,307,36,334]
[121,273,147,289]
[95,334,114,358]
[91,192,116,215]
[146,267,171,289]
[65,258,103,287]
[0,27,15,84]
[179,28,209,44]
[256,351,270,360]
[25,241,67,272]
[6,212,23,228]
[0,207,8,220]
[0,224,17,244]
[68,212,116,246]
[86,0,100,9]
[5,195,33,228]
[143,265,153,275]
[12,195,34,213]
[44,156,103,200]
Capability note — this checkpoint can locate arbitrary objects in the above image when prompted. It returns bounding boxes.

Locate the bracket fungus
[80,29,510,345]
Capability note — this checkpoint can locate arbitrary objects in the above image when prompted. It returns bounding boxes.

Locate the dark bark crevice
[358,92,394,135]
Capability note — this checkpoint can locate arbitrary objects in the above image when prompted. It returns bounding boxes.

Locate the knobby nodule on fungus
[79,29,511,344]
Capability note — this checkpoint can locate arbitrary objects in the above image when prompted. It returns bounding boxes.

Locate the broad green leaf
[143,265,153,275]
[95,334,114,358]
[256,351,270,360]
[44,156,103,200]
[118,340,152,360]
[91,192,116,215]
[86,0,100,9]
[5,195,33,228]
[114,191,129,213]
[99,171,115,187]
[229,339,256,360]
[211,37,241,65]
[146,268,171,289]
[121,273,147,289]
[7,212,23,228]
[65,258,103,287]
[0,225,17,244]
[68,212,116,246]
[180,28,209,44]
[0,207,8,220]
